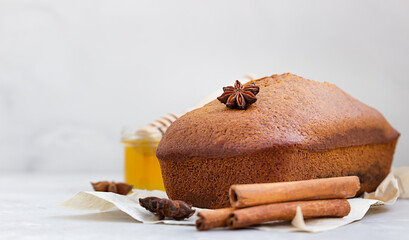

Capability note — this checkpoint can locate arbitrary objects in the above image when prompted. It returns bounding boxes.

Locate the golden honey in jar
[122,126,165,191]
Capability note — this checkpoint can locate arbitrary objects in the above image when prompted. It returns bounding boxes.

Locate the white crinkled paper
[59,189,200,225]
[59,166,409,232]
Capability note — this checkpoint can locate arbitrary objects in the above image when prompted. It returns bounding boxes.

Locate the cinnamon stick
[196,208,235,231]
[230,176,360,208]
[227,199,350,229]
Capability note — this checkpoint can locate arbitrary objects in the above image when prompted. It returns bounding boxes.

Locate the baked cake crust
[156,73,400,209]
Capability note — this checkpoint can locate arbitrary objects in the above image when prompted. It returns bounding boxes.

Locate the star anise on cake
[217,80,260,110]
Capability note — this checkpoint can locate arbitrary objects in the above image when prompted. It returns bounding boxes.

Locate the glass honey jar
[122,125,165,191]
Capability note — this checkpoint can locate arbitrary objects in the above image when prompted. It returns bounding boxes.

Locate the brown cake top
[156,73,399,160]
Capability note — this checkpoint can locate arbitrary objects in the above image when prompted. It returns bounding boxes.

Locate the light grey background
[1,0,408,173]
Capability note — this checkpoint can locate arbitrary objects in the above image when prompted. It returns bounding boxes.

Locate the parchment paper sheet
[59,166,409,232]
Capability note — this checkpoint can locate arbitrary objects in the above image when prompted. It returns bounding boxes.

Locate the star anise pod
[139,197,195,220]
[91,181,133,195]
[217,80,260,110]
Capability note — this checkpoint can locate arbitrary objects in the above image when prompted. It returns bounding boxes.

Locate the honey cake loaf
[156,73,400,209]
